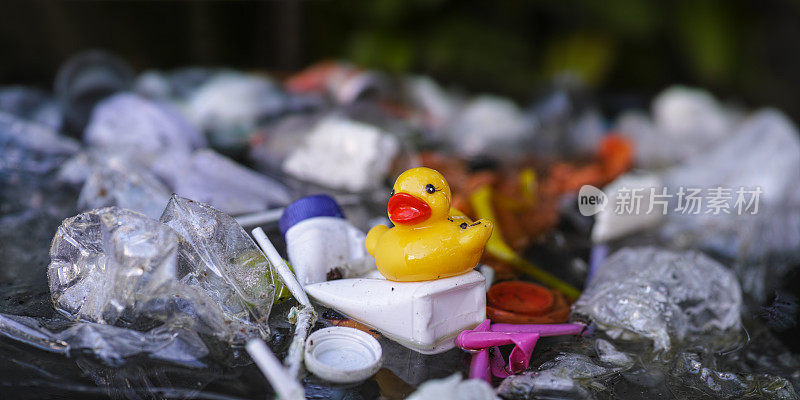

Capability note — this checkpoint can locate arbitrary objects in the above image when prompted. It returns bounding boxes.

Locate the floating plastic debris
[77,157,171,219]
[497,339,633,399]
[84,93,205,158]
[48,207,179,325]
[151,149,291,214]
[280,194,374,285]
[282,117,400,192]
[184,72,288,151]
[572,247,742,352]
[159,195,278,339]
[407,373,499,400]
[0,86,62,131]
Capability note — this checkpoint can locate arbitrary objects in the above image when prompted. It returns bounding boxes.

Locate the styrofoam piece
[251,227,311,307]
[304,271,486,354]
[246,339,305,400]
[304,327,383,383]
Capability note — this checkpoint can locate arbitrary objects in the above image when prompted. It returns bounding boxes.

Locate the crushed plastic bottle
[48,200,280,352]
[159,195,280,338]
[572,247,743,352]
[48,207,179,325]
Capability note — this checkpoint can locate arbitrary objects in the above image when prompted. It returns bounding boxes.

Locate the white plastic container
[280,194,374,286]
[304,271,486,354]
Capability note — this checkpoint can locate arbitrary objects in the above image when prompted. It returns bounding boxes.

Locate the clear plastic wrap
[572,247,742,352]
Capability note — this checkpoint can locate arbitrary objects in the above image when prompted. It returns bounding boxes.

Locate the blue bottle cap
[279,194,345,237]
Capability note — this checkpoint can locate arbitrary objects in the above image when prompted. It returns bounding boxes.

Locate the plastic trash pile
[0,51,799,399]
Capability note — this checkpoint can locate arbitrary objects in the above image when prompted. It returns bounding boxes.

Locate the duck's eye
[425,184,436,194]
[390,189,395,197]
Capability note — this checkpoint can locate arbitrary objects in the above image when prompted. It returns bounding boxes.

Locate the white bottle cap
[304,327,382,383]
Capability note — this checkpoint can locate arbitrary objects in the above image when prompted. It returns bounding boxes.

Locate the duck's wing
[458,219,493,248]
[366,224,389,256]
[448,207,470,220]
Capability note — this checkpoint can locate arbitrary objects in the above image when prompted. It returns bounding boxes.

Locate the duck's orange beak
[388,192,431,225]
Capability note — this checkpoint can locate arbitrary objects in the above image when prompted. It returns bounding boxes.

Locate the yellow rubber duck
[367,167,493,281]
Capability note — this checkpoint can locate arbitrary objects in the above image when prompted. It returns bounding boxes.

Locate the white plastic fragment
[591,172,665,243]
[478,265,494,292]
[246,339,305,400]
[282,117,399,192]
[303,327,383,384]
[445,95,532,158]
[408,373,499,400]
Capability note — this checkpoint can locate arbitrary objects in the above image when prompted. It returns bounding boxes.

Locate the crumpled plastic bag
[151,149,291,214]
[84,93,206,158]
[183,71,289,150]
[572,247,742,352]
[0,313,209,368]
[661,109,800,260]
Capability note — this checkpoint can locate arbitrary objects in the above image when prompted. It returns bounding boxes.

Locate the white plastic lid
[304,327,383,383]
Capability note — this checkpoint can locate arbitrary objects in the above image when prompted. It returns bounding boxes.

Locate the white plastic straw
[251,227,316,380]
[236,208,285,228]
[246,339,305,400]
[251,227,311,307]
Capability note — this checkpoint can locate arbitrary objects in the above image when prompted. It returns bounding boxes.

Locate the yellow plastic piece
[469,185,581,300]
[367,167,493,282]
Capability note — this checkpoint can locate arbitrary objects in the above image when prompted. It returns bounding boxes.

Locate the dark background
[3,0,800,119]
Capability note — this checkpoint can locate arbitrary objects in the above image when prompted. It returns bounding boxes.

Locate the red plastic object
[488,281,554,315]
[486,281,571,324]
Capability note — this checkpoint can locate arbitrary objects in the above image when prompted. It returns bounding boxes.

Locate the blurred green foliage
[304,0,800,115]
